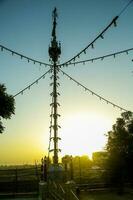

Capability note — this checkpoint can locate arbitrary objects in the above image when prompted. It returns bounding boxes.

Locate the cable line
[13,69,51,98]
[59,47,133,67]
[0,44,52,67]
[60,69,132,113]
[60,16,118,66]
[118,0,133,17]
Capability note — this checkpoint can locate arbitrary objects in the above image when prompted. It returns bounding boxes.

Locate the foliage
[105,111,133,188]
[62,155,99,183]
[0,84,15,133]
[92,151,108,168]
[62,155,92,171]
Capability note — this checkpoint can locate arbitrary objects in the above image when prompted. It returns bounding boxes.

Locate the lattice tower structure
[48,8,61,165]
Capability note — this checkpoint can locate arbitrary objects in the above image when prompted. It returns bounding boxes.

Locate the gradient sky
[0,0,133,165]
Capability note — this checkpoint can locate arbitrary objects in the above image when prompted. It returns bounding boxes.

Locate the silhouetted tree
[106,111,133,193]
[62,155,92,182]
[0,84,15,133]
[92,151,108,168]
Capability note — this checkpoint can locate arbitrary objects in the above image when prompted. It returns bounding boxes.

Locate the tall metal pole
[49,8,61,165]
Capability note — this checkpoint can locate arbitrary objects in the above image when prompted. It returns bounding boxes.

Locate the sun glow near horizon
[0,112,115,165]
[60,112,112,158]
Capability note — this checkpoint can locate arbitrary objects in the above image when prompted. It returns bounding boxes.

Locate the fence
[0,166,41,194]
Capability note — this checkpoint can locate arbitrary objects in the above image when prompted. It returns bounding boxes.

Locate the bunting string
[59,16,119,66]
[60,69,132,113]
[0,44,52,67]
[13,69,51,98]
[59,47,133,67]
[59,0,133,67]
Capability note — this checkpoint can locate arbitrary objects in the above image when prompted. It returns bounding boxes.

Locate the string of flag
[59,47,133,67]
[0,1,132,71]
[13,69,51,98]
[59,16,119,66]
[59,0,133,67]
[60,69,132,113]
[0,44,52,67]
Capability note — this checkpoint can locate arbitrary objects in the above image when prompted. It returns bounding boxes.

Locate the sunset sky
[0,0,133,165]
